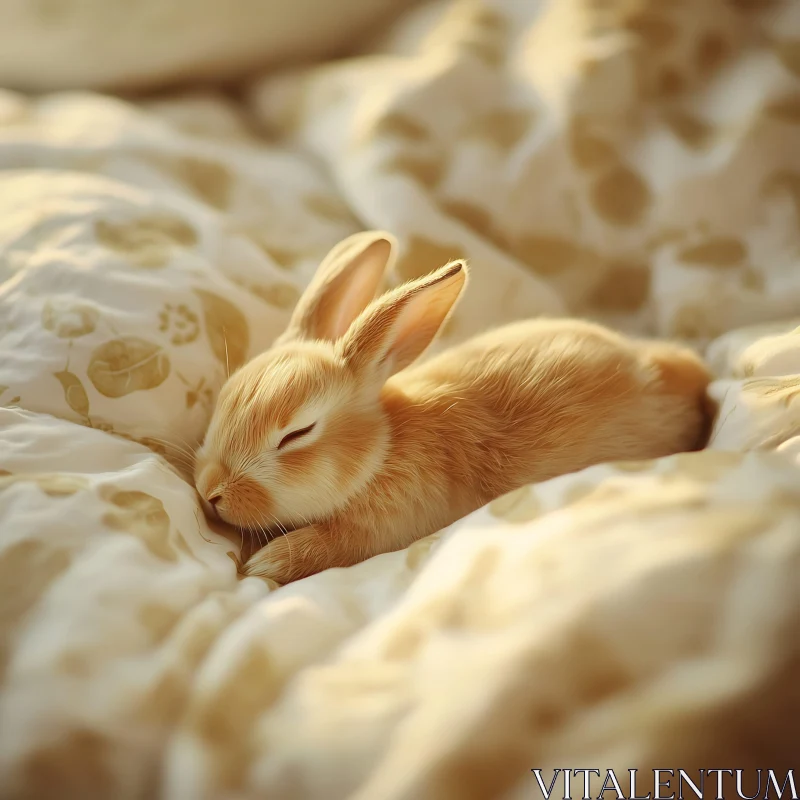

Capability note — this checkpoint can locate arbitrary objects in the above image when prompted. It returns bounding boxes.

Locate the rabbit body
[195,232,712,584]
[379,318,709,529]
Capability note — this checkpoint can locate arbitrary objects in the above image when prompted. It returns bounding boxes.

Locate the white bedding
[1,0,800,797]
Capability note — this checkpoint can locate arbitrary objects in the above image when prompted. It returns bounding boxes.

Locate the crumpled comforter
[1,0,800,797]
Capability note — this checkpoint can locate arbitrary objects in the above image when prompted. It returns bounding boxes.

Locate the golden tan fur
[195,231,713,584]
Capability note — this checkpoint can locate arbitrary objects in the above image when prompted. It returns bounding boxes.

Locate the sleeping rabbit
[195,231,713,584]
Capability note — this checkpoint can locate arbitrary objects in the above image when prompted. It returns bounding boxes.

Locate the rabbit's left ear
[339,260,467,381]
[278,230,397,344]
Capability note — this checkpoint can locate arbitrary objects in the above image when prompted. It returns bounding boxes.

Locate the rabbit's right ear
[277,231,396,344]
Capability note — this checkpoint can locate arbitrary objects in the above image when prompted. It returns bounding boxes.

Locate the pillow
[0,0,410,92]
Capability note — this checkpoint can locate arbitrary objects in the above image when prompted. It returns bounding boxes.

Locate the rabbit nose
[206,494,222,516]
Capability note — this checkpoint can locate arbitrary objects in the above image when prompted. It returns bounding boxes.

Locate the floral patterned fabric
[1,0,799,797]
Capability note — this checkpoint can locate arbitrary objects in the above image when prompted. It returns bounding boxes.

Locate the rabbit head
[194,231,466,532]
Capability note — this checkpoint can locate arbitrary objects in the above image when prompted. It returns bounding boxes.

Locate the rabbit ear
[279,231,396,343]
[339,260,467,381]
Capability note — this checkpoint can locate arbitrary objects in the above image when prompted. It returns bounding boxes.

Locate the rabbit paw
[243,525,333,585]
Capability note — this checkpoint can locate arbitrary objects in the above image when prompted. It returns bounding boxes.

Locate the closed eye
[277,423,316,450]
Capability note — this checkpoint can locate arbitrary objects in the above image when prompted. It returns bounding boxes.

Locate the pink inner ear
[312,237,393,342]
[329,265,382,340]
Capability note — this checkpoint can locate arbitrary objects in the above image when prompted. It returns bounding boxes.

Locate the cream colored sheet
[1,0,800,797]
